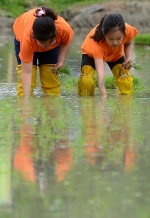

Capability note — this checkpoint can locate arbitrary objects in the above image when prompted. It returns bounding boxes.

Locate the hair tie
[37,8,46,17]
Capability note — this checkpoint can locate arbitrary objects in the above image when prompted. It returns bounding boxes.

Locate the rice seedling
[51,65,71,76]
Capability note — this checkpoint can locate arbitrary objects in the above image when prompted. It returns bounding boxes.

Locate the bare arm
[55,43,71,69]
[21,61,32,97]
[123,41,133,69]
[94,58,107,98]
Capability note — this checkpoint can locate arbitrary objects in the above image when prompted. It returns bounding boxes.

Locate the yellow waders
[17,65,37,96]
[78,65,95,96]
[39,64,60,95]
[112,64,133,95]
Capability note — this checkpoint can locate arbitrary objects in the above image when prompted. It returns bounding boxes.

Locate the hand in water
[101,94,107,99]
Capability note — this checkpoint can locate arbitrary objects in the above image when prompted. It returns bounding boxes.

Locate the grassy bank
[0,0,148,17]
[134,34,150,45]
[0,0,108,17]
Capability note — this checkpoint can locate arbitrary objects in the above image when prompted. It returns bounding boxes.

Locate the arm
[94,58,107,98]
[55,43,71,69]
[123,41,133,70]
[21,61,32,97]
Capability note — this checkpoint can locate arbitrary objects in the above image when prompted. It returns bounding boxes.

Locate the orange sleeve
[81,26,105,59]
[124,23,138,43]
[55,16,74,45]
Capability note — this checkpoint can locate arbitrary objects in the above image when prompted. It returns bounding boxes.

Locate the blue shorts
[14,38,59,66]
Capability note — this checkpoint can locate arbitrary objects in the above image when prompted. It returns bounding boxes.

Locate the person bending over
[13,6,74,97]
[78,13,138,98]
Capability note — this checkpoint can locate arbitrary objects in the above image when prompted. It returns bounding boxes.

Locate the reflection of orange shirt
[13,9,74,63]
[125,146,136,171]
[81,23,138,62]
[13,125,35,183]
[55,148,73,182]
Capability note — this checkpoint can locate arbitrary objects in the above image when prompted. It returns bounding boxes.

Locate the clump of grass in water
[132,75,145,90]
[60,63,144,90]
[52,65,71,76]
[63,77,78,88]
[96,75,144,90]
[94,62,144,90]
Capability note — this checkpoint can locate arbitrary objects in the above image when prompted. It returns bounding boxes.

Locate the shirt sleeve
[56,17,74,45]
[19,37,34,63]
[60,27,74,45]
[125,23,138,42]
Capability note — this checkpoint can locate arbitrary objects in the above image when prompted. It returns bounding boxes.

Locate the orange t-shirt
[13,9,74,63]
[81,23,138,62]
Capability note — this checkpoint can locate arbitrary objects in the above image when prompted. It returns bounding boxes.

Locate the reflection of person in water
[13,99,36,183]
[38,97,74,183]
[124,145,137,171]
[55,146,73,182]
[110,96,137,171]
[78,98,104,165]
[13,97,73,188]
[79,96,137,171]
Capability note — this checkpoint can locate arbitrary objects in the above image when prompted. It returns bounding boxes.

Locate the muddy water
[0,35,150,218]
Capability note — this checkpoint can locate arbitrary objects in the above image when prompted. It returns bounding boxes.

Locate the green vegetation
[134,34,150,45]
[0,0,146,17]
[0,0,30,17]
[62,73,145,90]
[55,65,71,76]
[61,62,144,90]
[0,0,100,17]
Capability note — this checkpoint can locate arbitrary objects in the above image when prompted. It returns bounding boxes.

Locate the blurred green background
[0,0,148,18]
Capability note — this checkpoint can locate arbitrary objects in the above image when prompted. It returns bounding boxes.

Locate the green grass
[60,63,144,90]
[0,0,147,17]
[134,34,150,45]
[57,65,71,76]
[101,75,144,90]
[0,0,110,16]
[63,74,145,90]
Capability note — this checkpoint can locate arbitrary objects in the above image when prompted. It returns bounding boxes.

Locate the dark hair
[32,6,58,41]
[91,14,126,43]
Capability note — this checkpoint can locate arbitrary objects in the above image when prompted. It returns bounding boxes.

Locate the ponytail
[34,6,57,21]
[91,14,108,42]
[32,6,57,41]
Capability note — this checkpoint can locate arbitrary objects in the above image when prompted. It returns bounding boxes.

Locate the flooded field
[0,34,150,218]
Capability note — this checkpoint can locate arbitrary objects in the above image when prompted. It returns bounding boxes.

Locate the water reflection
[0,94,150,217]
[14,98,36,183]
[0,37,17,83]
[78,96,137,173]
[1,36,150,217]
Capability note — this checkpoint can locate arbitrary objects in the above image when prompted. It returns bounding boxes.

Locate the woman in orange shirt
[78,14,138,97]
[13,6,74,97]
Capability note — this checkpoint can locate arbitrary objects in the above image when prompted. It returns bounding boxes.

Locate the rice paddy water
[0,35,150,217]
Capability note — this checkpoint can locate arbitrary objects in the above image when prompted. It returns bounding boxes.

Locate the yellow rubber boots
[112,64,133,95]
[17,65,37,96]
[39,64,60,95]
[78,65,95,96]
